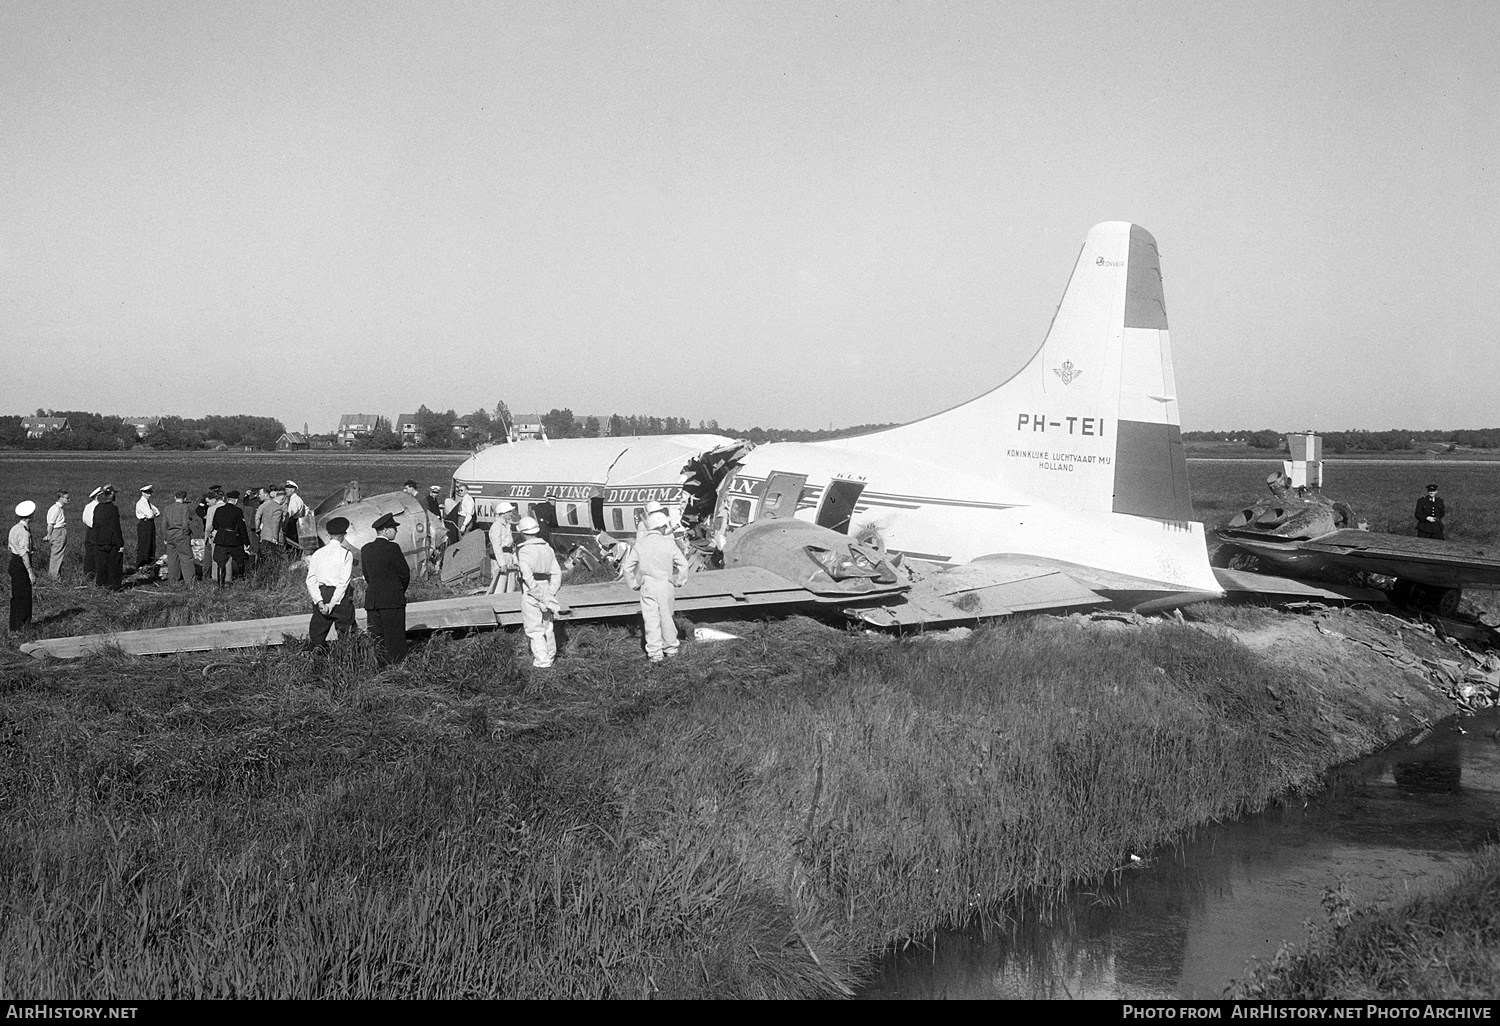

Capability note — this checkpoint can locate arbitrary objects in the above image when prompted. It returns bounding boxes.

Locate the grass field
[1187,458,1500,545]
[0,450,1494,998]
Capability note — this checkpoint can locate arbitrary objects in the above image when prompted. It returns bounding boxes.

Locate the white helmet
[517,516,541,535]
[494,501,517,516]
[644,500,665,515]
[15,500,36,517]
[644,510,670,532]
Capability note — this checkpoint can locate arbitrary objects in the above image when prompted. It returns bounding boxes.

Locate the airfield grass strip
[1229,844,1500,1000]
[0,606,1431,999]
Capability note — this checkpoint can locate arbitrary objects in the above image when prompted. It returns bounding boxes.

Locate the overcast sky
[2,1,1495,434]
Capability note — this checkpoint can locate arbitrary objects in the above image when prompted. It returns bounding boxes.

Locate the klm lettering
[1016,414,1107,436]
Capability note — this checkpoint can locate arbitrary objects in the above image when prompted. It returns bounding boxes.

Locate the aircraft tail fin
[829,222,1191,520]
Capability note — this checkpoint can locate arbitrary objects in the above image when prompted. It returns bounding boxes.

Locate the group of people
[4,479,317,631]
[9,472,692,675]
[303,511,411,668]
[481,496,688,668]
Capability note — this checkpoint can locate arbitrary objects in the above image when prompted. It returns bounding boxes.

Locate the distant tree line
[146,415,286,450]
[0,411,286,451]
[1184,428,1500,453]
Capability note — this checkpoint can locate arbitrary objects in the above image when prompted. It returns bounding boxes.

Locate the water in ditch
[860,708,1500,999]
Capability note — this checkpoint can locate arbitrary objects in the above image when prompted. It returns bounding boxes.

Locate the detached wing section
[1297,530,1500,591]
[853,557,1110,627]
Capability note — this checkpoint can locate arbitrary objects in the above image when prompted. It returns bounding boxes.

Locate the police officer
[622,508,688,662]
[210,491,250,586]
[361,512,411,667]
[1416,483,1446,539]
[91,487,125,591]
[516,516,561,668]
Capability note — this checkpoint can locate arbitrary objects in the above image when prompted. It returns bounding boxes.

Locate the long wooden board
[18,567,831,661]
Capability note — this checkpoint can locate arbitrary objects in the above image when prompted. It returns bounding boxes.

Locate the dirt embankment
[1195,605,1490,759]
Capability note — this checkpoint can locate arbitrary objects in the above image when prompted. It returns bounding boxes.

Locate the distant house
[276,432,309,451]
[455,415,492,444]
[122,416,160,440]
[336,414,380,445]
[308,436,336,450]
[396,413,421,446]
[511,414,544,441]
[20,417,68,439]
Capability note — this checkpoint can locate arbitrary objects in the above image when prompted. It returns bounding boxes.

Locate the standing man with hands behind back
[306,516,356,653]
[361,512,411,668]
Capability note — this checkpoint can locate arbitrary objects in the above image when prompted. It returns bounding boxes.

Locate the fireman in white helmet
[622,506,688,663]
[515,516,561,667]
[634,499,666,543]
[488,501,520,593]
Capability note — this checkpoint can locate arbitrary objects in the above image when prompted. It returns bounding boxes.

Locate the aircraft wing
[17,566,900,662]
[851,558,1113,627]
[1296,530,1500,590]
[1212,567,1387,603]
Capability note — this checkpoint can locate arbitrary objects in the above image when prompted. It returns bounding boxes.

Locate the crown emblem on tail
[1053,360,1082,385]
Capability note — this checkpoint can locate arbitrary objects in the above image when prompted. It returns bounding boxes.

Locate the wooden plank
[20,567,829,661]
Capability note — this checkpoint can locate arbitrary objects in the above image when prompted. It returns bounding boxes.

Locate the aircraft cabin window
[612,508,624,531]
[566,503,578,526]
[633,507,643,527]
[729,498,754,525]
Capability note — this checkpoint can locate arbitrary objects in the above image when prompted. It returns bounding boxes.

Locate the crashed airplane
[22,221,1359,662]
[1214,455,1500,618]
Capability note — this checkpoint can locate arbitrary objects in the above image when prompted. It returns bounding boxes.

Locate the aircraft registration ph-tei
[23,221,1360,662]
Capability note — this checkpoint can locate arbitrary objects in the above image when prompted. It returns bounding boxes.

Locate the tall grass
[1228,845,1500,999]
[0,612,1442,998]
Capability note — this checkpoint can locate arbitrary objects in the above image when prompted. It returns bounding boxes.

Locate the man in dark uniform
[210,490,251,586]
[1416,483,1446,539]
[361,512,411,668]
[91,487,125,591]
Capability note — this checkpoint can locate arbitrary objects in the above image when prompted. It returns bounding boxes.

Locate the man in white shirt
[44,490,69,580]
[285,480,308,552]
[81,486,102,578]
[10,501,36,631]
[454,485,477,536]
[488,501,520,593]
[306,516,356,652]
[134,485,161,569]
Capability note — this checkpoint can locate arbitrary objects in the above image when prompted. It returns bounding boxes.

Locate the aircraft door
[815,478,865,535]
[590,496,605,531]
[756,471,808,521]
